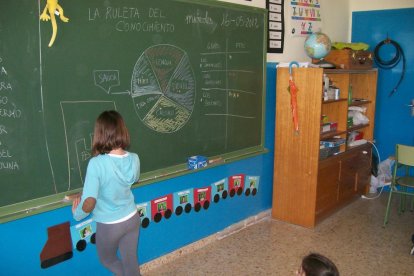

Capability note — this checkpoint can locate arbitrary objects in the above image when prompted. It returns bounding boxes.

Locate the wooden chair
[383,144,414,226]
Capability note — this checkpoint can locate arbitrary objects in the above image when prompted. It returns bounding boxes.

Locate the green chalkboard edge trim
[136,145,268,187]
[0,190,81,224]
[0,146,267,224]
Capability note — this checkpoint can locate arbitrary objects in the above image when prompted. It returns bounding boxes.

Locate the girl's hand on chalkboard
[72,196,81,214]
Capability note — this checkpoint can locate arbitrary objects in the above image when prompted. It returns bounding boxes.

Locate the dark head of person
[300,253,339,276]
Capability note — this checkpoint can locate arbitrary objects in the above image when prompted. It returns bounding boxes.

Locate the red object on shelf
[355,131,364,140]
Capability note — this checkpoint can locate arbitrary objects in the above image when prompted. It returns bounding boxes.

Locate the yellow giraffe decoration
[40,0,69,47]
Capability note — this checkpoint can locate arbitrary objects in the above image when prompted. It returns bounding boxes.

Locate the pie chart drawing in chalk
[131,44,196,133]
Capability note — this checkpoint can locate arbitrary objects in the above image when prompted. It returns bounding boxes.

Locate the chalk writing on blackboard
[0,58,12,93]
[93,70,120,94]
[60,101,117,190]
[185,9,214,25]
[131,44,195,133]
[75,137,92,184]
[200,39,256,119]
[0,56,20,172]
[87,7,175,33]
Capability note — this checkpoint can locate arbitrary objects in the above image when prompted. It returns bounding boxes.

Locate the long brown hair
[92,110,130,156]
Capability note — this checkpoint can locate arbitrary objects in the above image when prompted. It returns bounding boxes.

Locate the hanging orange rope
[288,62,300,134]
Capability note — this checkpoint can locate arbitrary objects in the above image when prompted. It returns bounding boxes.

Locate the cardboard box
[320,122,337,133]
[314,49,373,69]
[320,137,346,148]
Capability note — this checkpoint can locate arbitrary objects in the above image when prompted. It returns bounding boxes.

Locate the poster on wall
[266,0,284,53]
[289,0,322,37]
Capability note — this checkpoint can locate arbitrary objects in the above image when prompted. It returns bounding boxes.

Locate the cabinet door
[338,145,372,202]
[339,151,358,202]
[316,158,340,217]
[356,145,372,194]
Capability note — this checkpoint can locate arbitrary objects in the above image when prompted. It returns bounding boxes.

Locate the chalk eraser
[208,157,223,164]
[63,192,81,202]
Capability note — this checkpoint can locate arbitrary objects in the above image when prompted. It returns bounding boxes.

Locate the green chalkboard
[0,0,267,221]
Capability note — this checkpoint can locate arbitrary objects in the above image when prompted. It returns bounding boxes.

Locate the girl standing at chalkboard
[72,110,141,276]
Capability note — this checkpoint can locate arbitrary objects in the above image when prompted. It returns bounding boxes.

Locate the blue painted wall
[0,63,277,275]
[352,8,414,160]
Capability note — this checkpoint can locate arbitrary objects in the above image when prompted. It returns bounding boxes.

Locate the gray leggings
[96,212,141,276]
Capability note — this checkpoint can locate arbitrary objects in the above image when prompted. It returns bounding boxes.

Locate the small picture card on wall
[244,175,260,196]
[194,186,212,212]
[70,219,96,252]
[136,202,151,228]
[289,0,322,37]
[267,0,284,53]
[211,178,229,203]
[229,174,245,197]
[151,194,173,222]
[173,189,194,215]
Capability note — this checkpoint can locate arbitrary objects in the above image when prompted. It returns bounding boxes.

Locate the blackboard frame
[0,0,267,223]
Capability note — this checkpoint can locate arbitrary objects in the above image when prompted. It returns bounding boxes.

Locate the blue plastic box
[187,155,208,170]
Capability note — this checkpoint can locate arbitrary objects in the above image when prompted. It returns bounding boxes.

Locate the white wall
[350,0,414,11]
[217,0,350,63]
[268,0,349,63]
[218,0,265,8]
[217,0,414,63]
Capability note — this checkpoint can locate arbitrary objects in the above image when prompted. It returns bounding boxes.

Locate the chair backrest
[396,144,414,167]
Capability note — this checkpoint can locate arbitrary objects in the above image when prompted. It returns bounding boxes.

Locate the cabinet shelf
[347,142,371,151]
[322,98,348,104]
[324,68,378,74]
[347,123,370,132]
[350,99,371,106]
[320,129,346,139]
[319,150,345,161]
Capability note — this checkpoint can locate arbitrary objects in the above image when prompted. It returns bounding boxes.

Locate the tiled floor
[143,192,414,275]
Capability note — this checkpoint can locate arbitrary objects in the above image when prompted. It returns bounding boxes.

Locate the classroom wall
[350,0,414,11]
[349,0,414,40]
[220,0,351,63]
[352,8,414,159]
[219,0,264,8]
[350,0,414,159]
[220,0,414,63]
[267,0,350,63]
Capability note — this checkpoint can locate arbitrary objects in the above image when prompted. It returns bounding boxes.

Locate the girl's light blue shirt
[73,152,140,223]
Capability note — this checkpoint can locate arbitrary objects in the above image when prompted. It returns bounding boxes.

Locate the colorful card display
[69,173,260,256]
[70,218,96,252]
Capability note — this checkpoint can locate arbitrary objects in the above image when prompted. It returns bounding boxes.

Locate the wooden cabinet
[272,68,377,228]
